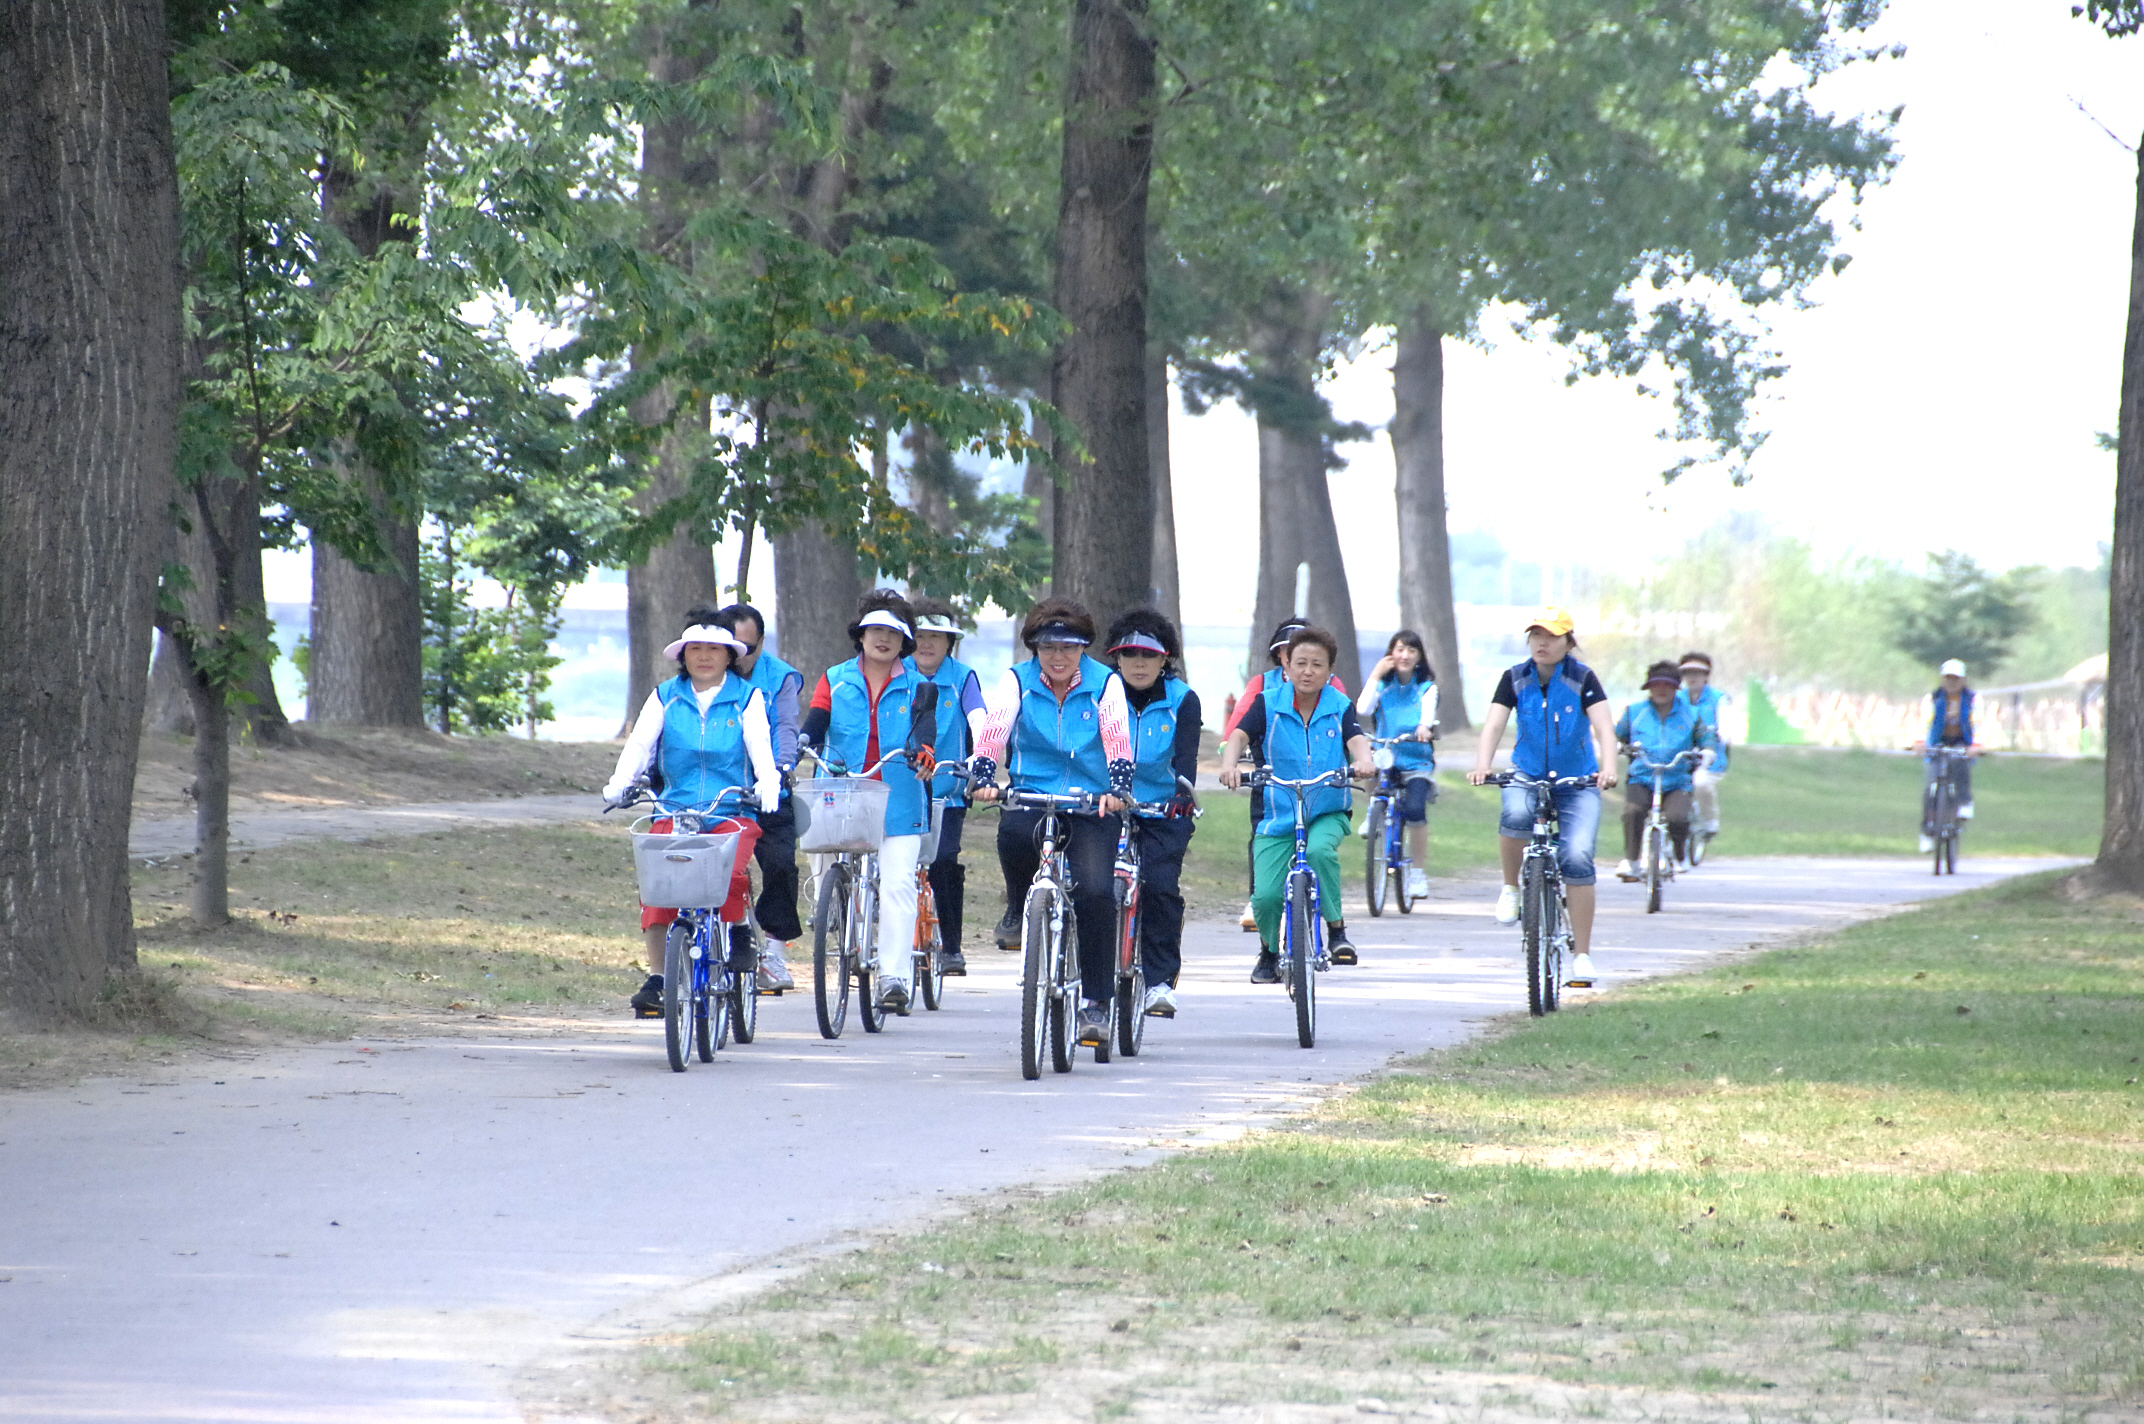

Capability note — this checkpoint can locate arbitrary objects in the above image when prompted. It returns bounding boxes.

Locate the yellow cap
[1525,606,1576,638]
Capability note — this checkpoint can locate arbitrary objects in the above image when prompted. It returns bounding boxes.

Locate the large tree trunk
[309,506,424,726]
[1392,315,1471,731]
[1048,0,1155,622]
[773,523,863,691]
[1148,350,1181,627]
[1250,414,1308,676]
[2093,134,2144,892]
[0,0,180,1017]
[147,468,287,740]
[623,406,720,733]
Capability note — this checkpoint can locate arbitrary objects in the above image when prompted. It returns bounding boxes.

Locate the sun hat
[1525,606,1576,637]
[1940,658,1967,678]
[852,608,914,639]
[1109,629,1168,656]
[1645,662,1682,688]
[662,624,749,661]
[1030,621,1092,648]
[912,611,964,639]
[1679,654,1713,672]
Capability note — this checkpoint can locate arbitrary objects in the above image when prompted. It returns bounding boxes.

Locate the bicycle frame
[1926,745,1972,875]
[1487,770,1595,1015]
[1626,749,1699,912]
[1246,766,1351,1048]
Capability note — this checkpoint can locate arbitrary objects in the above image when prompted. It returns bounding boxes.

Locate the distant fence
[1767,684,2105,756]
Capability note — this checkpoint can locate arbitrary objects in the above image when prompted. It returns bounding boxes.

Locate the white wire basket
[794,778,891,854]
[632,828,745,909]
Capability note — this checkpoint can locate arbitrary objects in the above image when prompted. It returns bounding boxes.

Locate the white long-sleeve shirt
[605,676,780,811]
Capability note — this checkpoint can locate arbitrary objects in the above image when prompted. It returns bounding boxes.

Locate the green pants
[1252,812,1349,948]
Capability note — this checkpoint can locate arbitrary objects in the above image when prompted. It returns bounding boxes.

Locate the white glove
[603,778,632,804]
[756,779,781,814]
[1698,748,1717,769]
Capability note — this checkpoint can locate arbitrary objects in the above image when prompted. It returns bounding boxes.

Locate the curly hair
[1020,596,1096,651]
[1103,605,1183,674]
[849,587,917,656]
[1284,625,1341,669]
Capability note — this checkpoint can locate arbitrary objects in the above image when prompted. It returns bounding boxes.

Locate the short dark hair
[1103,605,1183,674]
[1021,596,1097,651]
[849,587,916,656]
[1383,629,1433,684]
[1285,625,1340,668]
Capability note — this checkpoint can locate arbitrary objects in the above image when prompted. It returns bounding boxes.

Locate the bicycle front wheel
[813,863,852,1039]
[702,956,725,1059]
[1521,858,1551,1017]
[918,881,943,1011]
[1019,886,1054,1081]
[1114,885,1145,1059]
[1364,799,1388,917]
[1048,904,1078,1075]
[662,922,692,1071]
[728,923,758,1045]
[1288,871,1317,1047]
[1688,828,1708,867]
[1646,824,1666,914]
[855,880,883,1035]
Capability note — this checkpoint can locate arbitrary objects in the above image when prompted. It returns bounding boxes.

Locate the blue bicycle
[1363,736,1427,917]
[1244,766,1353,1048]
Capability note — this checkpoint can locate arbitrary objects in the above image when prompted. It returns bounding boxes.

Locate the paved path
[129,795,602,858]
[0,852,2070,1423]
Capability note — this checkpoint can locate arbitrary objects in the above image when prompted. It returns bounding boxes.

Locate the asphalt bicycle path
[3,821,2073,1422]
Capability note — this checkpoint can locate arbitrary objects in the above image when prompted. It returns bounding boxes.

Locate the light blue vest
[655,674,760,816]
[1371,675,1436,774]
[909,653,977,806]
[739,649,802,797]
[1508,657,1598,780]
[1007,655,1114,797]
[819,658,931,838]
[1257,681,1353,836]
[1128,677,1192,805]
[1676,682,1730,772]
[1615,698,1712,794]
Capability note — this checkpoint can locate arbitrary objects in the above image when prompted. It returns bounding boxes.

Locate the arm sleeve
[1613,707,1632,744]
[973,669,1023,763]
[798,705,830,750]
[959,671,986,751]
[1354,680,1382,718]
[1170,689,1203,792]
[1490,669,1519,709]
[1339,706,1364,745]
[1097,674,1132,763]
[770,671,802,769]
[1231,692,1267,746]
[1222,675,1265,736]
[741,690,779,810]
[1579,671,1609,710]
[1425,681,1440,729]
[604,689,667,800]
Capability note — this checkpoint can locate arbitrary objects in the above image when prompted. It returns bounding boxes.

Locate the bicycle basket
[916,798,944,864]
[794,778,890,853]
[632,828,744,909]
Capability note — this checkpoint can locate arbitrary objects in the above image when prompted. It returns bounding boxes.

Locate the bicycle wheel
[1394,814,1418,915]
[1646,824,1666,914]
[1364,799,1389,917]
[812,863,852,1040]
[1542,893,1564,1013]
[856,880,883,1035]
[1049,903,1078,1075]
[702,955,726,1059]
[1521,857,1551,1017]
[729,922,758,1045]
[1114,885,1146,1059]
[1942,828,1958,875]
[918,881,943,1012]
[1019,885,1053,1081]
[1688,828,1708,867]
[662,922,692,1071]
[1288,870,1317,1048]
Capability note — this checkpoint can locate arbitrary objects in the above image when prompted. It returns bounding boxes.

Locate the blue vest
[1370,676,1436,774]
[1928,687,1975,747]
[819,658,932,838]
[1257,681,1353,836]
[1676,682,1730,772]
[1508,657,1598,779]
[1128,677,1192,805]
[909,654,977,806]
[1007,655,1114,797]
[1615,698,1710,794]
[739,649,802,795]
[655,674,760,816]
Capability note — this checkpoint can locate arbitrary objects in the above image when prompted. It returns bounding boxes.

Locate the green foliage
[1889,551,2041,674]
[2075,0,2144,38]
[421,531,562,736]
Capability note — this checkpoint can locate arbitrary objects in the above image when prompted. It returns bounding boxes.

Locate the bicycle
[610,785,762,1072]
[1363,735,1431,917]
[1624,748,1700,914]
[1242,766,1355,1049]
[1106,776,1201,1061]
[990,786,1106,1080]
[1925,745,1973,876]
[1483,770,1598,1016]
[798,749,939,1039]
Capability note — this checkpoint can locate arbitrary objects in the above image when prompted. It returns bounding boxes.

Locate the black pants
[927,805,967,954]
[998,807,1117,1004]
[1133,814,1195,988]
[1622,784,1692,861]
[1243,786,1264,897]
[752,797,803,943]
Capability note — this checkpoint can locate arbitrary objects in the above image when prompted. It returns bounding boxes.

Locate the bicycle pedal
[633,1006,662,1020]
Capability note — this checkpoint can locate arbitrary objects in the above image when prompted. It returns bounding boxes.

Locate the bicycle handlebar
[609,785,758,822]
[1242,767,1356,792]
[994,787,1105,815]
[1483,770,1599,790]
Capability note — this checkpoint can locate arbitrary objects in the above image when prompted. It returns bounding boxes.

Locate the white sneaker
[1918,834,1935,853]
[1240,900,1258,932]
[1958,803,1974,820]
[1358,817,1373,839]
[1494,885,1520,924]
[1405,868,1430,898]
[1566,952,1598,987]
[1142,984,1177,1018]
[1614,858,1639,882]
[757,941,796,992]
[1699,821,1720,835]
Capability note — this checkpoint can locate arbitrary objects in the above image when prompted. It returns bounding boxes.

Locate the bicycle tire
[813,863,851,1040]
[918,881,943,1011]
[1364,799,1388,918]
[703,954,725,1058]
[1019,885,1052,1081]
[1288,870,1316,1048]
[1932,778,1951,876]
[1543,890,1564,1013]
[1049,901,1077,1074]
[1521,857,1550,1017]
[1943,829,1958,876]
[1114,885,1145,1059]
[1395,813,1418,914]
[856,879,883,1034]
[1646,824,1666,914]
[729,922,758,1045]
[1688,829,1708,867]
[662,922,692,1072]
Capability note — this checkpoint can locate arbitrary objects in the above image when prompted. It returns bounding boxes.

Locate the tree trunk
[2093,133,2144,892]
[623,404,720,733]
[309,507,424,725]
[1392,315,1471,731]
[1049,0,1155,621]
[1250,416,1307,676]
[1148,350,1181,627]
[0,0,180,1017]
[774,523,863,691]
[148,465,287,740]
[183,670,231,926]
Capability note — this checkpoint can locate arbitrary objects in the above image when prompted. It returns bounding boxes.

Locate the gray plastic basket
[794,778,891,854]
[632,829,744,909]
[916,799,944,864]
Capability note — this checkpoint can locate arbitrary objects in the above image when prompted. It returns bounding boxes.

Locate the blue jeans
[1499,783,1601,887]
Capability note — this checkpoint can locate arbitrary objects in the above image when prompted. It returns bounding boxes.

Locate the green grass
[621,871,2144,1422]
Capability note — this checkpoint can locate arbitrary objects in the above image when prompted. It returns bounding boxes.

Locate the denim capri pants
[1498,782,1601,887]
[1392,771,1437,824]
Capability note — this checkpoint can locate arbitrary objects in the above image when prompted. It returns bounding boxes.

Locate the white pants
[874,834,923,991]
[1693,767,1724,831]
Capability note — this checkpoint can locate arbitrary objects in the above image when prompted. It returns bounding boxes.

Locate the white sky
[269,0,2142,626]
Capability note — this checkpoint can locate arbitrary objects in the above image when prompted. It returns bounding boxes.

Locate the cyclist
[797,589,947,1017]
[1466,607,1618,989]
[700,602,803,993]
[1911,658,1982,853]
[972,597,1134,1048]
[1613,660,1719,880]
[1221,616,1327,931]
[1356,629,1439,900]
[1105,606,1203,1020]
[1676,651,1730,842]
[908,596,987,976]
[1217,625,1376,981]
[604,620,782,1017]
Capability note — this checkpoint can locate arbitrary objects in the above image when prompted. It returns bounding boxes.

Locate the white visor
[1940,658,1967,678]
[913,613,963,637]
[662,624,749,661]
[855,608,914,638]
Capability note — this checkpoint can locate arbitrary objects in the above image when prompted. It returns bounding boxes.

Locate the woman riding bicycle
[1466,607,1619,988]
[1222,616,1330,931]
[1614,660,1719,880]
[604,620,782,1017]
[1105,606,1203,1021]
[907,596,988,977]
[798,589,952,1017]
[972,597,1134,1048]
[1357,629,1439,900]
[1218,626,1376,981]
[1677,651,1730,842]
[1911,658,1982,852]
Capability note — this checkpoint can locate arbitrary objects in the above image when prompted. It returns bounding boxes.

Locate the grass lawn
[605,870,2144,1423]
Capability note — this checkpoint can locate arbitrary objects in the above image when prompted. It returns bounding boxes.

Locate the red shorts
[640,815,761,930]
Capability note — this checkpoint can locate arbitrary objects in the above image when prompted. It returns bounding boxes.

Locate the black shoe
[630,973,663,1018]
[726,925,758,973]
[1250,951,1280,985]
[1076,1002,1111,1046]
[1328,929,1358,966]
[994,910,1021,951]
[940,948,968,976]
